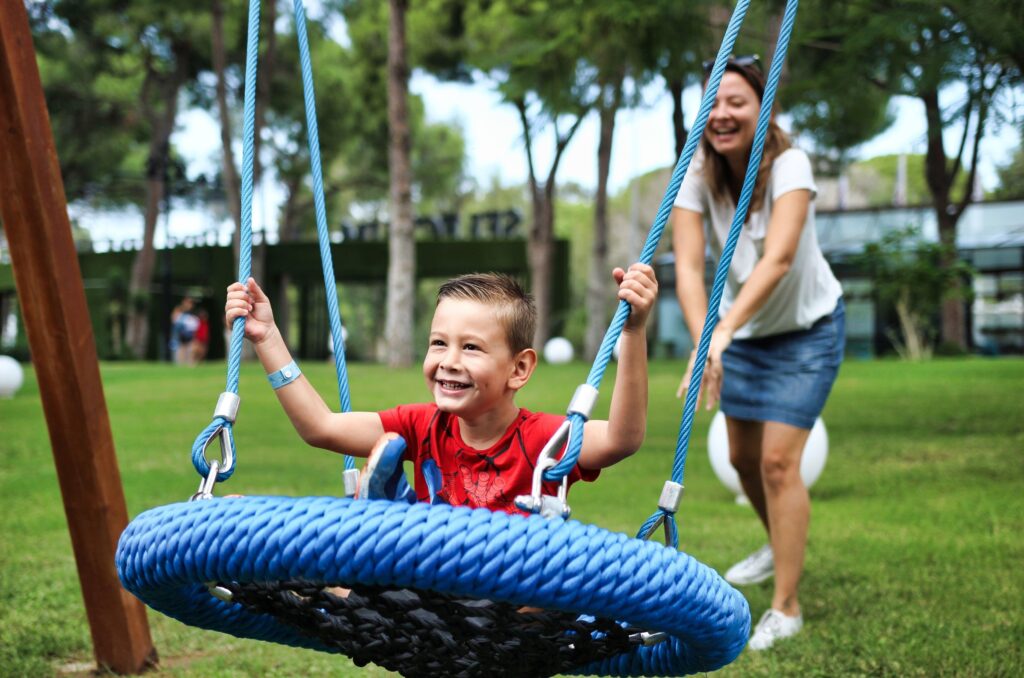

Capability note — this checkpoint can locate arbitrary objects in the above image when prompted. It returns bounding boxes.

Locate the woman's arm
[699,189,811,409]
[671,207,709,341]
[671,207,713,399]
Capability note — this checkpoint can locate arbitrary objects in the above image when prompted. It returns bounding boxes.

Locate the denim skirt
[720,299,845,429]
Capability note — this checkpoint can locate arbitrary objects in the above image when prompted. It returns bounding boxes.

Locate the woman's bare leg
[760,421,812,616]
[727,416,768,531]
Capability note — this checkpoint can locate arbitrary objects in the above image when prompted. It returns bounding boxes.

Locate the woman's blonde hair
[700,61,791,214]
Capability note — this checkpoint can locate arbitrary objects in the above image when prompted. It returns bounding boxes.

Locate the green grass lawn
[1,358,1022,677]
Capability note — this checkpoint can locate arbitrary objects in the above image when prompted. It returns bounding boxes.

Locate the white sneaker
[724,544,774,585]
[748,608,803,651]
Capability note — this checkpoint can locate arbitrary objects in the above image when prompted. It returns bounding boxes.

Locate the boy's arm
[226,278,384,457]
[578,264,657,470]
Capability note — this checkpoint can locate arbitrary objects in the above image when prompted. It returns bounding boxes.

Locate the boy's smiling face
[423,298,528,421]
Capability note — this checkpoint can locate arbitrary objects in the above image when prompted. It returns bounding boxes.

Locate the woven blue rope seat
[117,496,749,676]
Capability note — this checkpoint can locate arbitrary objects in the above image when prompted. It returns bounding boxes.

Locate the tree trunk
[668,75,687,161]
[276,173,304,348]
[514,98,587,350]
[921,88,966,350]
[895,289,929,360]
[385,0,415,367]
[529,190,555,349]
[585,82,621,360]
[125,60,187,359]
[212,0,241,235]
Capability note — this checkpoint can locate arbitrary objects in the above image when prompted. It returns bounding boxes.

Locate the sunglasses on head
[702,54,762,75]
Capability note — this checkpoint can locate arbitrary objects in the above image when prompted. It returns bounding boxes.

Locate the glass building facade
[655,199,1024,357]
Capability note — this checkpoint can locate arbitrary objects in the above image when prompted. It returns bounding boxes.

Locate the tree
[39,1,215,358]
[29,6,144,206]
[464,0,593,347]
[790,0,1018,350]
[993,142,1024,200]
[855,227,973,360]
[210,0,243,240]
[385,0,416,367]
[656,0,719,160]
[125,7,209,359]
[266,4,467,238]
[578,3,664,359]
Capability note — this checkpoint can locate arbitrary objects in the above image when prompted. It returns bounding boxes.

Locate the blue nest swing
[117,0,801,674]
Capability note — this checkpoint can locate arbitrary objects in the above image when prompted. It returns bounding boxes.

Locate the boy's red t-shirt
[378,403,599,515]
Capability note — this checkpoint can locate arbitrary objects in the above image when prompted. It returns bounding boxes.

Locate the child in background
[191,309,210,363]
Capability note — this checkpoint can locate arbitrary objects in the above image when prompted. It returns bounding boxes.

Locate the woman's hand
[702,324,733,410]
[676,324,734,410]
[224,277,277,344]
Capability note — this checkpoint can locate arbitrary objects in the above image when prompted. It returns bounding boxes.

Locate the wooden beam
[0,1,156,673]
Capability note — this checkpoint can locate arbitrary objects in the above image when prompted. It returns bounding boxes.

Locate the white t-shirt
[674,148,842,339]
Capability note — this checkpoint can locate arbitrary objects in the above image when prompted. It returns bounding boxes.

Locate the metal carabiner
[198,392,239,478]
[200,423,236,478]
[190,460,220,501]
[514,419,572,519]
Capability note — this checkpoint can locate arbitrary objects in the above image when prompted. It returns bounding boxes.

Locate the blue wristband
[267,360,302,390]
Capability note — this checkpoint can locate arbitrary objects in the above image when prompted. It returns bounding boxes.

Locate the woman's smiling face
[705,71,761,162]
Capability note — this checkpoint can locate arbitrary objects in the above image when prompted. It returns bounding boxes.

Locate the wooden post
[0,1,157,673]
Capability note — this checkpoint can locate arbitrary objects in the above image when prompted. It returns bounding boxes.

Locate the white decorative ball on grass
[708,410,828,502]
[543,337,574,364]
[0,355,25,398]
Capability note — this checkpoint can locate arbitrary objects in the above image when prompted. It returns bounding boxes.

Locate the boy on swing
[224,265,657,515]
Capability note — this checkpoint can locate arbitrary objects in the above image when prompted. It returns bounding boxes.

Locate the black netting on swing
[222,580,644,677]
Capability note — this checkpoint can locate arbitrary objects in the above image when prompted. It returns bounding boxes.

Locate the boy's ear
[507,347,538,391]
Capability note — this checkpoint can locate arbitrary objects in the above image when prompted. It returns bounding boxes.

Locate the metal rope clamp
[515,384,599,520]
[342,468,360,498]
[639,480,685,544]
[197,392,240,491]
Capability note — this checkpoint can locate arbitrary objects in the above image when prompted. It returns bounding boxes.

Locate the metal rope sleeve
[117,496,750,675]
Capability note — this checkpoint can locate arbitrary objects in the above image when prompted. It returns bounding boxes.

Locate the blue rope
[671,0,800,486]
[638,0,801,544]
[192,0,358,481]
[117,496,750,674]
[545,0,754,485]
[191,0,262,481]
[292,0,356,471]
[547,0,801,552]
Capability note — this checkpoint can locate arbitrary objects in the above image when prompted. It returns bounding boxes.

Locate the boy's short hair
[437,273,536,354]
